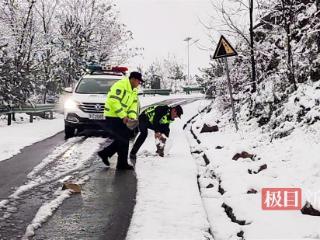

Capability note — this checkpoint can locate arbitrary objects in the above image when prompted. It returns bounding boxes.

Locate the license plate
[89,113,104,120]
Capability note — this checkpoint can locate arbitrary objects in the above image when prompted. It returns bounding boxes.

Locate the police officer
[130,104,183,160]
[98,71,143,170]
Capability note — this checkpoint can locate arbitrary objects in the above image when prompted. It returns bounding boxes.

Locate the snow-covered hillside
[186,94,320,239]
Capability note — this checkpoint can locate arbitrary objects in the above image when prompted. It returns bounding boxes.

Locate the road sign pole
[213,35,239,131]
[224,57,239,131]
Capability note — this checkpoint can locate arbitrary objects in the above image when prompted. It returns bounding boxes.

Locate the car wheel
[65,125,76,139]
[77,127,84,134]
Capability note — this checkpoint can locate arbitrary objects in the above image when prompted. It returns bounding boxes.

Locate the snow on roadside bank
[187,101,320,240]
[0,114,64,162]
[138,93,203,107]
[126,100,213,240]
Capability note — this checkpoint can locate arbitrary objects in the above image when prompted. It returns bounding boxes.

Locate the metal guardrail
[141,89,171,96]
[0,104,56,125]
[0,105,8,114]
[182,87,204,94]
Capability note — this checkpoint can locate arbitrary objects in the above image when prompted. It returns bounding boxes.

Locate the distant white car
[63,66,127,139]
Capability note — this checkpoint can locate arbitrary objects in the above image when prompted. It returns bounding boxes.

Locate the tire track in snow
[0,137,106,239]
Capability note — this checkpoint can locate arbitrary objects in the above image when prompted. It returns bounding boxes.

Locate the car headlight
[64,99,78,110]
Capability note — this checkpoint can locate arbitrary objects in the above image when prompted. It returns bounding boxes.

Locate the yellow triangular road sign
[213,35,237,59]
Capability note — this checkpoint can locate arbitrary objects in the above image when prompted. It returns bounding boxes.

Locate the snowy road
[0,96,204,240]
[0,136,108,239]
[0,132,65,199]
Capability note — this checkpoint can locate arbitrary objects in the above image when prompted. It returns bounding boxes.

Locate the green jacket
[103,77,138,119]
[143,105,173,136]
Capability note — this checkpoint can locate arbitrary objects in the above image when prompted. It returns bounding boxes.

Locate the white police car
[63,65,128,139]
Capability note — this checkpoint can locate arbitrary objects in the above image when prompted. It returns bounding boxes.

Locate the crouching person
[130,104,183,159]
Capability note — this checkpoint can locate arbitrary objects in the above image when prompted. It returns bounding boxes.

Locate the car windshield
[75,78,118,94]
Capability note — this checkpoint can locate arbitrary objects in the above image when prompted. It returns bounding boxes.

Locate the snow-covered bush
[200,0,320,136]
[0,0,136,105]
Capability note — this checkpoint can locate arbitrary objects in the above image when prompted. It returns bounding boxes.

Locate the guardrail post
[29,114,33,123]
[7,113,11,125]
[49,111,53,119]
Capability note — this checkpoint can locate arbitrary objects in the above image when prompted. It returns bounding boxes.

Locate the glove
[126,119,139,130]
[155,132,167,143]
[155,132,162,139]
[122,117,129,124]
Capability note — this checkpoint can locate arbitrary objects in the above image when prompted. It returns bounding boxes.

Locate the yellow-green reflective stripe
[160,114,173,124]
[110,95,122,101]
[128,110,137,115]
[145,106,156,123]
[115,108,123,113]
[121,90,127,100]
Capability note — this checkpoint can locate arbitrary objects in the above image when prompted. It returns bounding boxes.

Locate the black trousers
[130,114,169,155]
[99,117,130,168]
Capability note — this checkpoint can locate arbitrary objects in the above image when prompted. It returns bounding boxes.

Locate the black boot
[98,151,110,167]
[116,164,134,170]
[129,152,137,161]
[156,144,164,157]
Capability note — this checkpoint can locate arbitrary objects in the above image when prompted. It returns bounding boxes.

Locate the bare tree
[249,0,257,92]
[279,0,297,90]
[56,0,135,87]
[207,0,257,92]
[256,0,298,90]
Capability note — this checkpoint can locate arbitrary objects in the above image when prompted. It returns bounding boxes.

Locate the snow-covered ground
[2,93,319,239]
[0,96,205,239]
[126,99,212,240]
[0,113,64,162]
[0,94,201,162]
[187,100,320,240]
[138,93,203,107]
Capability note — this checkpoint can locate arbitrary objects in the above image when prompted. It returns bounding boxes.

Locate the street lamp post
[184,37,192,85]
[184,37,199,85]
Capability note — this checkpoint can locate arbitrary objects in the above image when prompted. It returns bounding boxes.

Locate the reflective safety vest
[104,77,139,119]
[144,105,173,125]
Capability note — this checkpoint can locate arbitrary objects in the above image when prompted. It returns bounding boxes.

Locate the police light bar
[86,64,128,74]
[86,64,102,72]
[111,66,128,73]
[102,65,112,71]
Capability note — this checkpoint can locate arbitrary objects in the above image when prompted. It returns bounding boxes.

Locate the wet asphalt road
[34,165,136,240]
[0,97,203,240]
[0,132,65,200]
[0,134,136,240]
[0,132,67,239]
